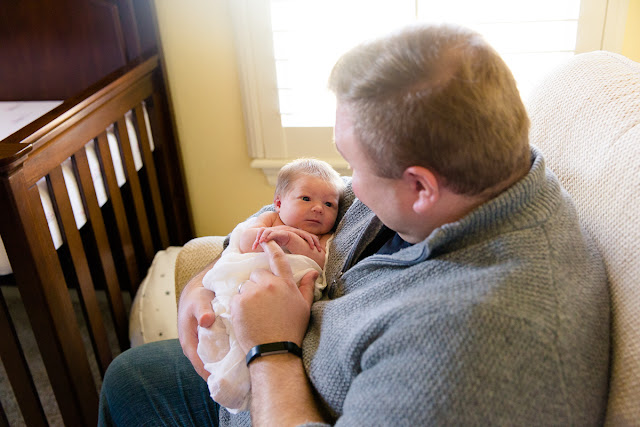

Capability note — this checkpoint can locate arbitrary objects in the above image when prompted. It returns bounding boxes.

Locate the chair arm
[174,236,226,304]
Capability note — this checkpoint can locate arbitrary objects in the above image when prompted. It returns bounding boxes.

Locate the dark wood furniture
[0,1,193,425]
[0,54,192,427]
[0,0,158,101]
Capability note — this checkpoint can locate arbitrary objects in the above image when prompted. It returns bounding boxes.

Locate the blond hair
[328,24,530,196]
[275,158,345,198]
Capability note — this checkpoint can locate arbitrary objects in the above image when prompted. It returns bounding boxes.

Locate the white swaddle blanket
[197,217,330,413]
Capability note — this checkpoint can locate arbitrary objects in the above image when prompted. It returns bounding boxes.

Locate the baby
[197,158,345,413]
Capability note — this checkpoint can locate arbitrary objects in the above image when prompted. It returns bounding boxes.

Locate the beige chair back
[528,51,640,425]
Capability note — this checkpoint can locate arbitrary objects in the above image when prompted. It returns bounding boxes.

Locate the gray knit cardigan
[221,148,610,426]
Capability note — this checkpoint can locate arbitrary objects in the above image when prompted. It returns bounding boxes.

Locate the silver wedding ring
[238,280,248,294]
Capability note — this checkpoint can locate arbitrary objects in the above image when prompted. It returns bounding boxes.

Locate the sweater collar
[371,147,561,263]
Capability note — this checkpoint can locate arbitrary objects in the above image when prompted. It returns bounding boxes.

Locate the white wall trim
[576,0,629,53]
[602,0,630,52]
[229,0,285,159]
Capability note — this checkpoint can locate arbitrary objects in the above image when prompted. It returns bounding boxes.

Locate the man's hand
[230,241,326,424]
[231,240,318,352]
[177,261,217,381]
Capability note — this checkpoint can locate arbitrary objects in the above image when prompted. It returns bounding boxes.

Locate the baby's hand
[252,227,270,251]
[253,226,321,251]
[278,227,321,251]
[255,228,291,249]
[252,227,295,251]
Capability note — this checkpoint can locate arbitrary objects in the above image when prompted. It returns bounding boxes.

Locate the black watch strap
[245,341,302,366]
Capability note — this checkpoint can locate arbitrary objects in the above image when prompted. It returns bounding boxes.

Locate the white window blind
[230,0,628,183]
[271,0,418,127]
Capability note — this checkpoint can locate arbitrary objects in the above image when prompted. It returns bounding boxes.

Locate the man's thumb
[299,270,319,305]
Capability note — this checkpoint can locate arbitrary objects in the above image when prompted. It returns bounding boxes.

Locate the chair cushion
[128,236,226,348]
[129,246,182,347]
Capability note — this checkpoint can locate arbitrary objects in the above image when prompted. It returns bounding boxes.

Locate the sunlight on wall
[622,0,640,61]
[154,0,274,237]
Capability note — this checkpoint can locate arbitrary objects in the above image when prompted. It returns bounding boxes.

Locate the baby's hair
[275,158,345,198]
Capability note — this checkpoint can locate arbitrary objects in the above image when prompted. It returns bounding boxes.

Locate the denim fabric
[99,339,219,426]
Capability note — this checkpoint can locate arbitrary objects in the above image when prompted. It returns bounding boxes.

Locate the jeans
[99,339,220,426]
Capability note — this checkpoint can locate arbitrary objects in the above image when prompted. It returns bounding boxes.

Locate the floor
[0,285,129,426]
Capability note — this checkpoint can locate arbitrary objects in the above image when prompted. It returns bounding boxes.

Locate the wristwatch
[245,341,302,366]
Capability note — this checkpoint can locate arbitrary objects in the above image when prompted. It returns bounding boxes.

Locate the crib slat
[134,103,170,248]
[116,117,154,262]
[96,131,141,292]
[0,288,48,426]
[48,166,113,375]
[148,91,193,244]
[74,146,129,352]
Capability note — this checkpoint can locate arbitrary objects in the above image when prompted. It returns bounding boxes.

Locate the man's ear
[274,196,282,211]
[403,166,440,214]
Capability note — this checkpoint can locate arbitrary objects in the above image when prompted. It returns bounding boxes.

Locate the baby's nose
[312,203,323,213]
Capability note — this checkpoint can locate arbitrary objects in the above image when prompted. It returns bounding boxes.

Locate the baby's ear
[274,195,282,211]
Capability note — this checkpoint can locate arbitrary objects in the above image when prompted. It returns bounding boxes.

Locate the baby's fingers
[302,232,320,251]
[259,228,274,243]
[253,228,266,250]
[294,229,319,250]
[301,233,315,249]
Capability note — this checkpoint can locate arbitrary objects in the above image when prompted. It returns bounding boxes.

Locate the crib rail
[0,55,192,426]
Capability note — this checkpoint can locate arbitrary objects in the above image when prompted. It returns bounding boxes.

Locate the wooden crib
[0,55,192,426]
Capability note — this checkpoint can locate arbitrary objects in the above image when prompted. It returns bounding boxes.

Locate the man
[99,24,609,426]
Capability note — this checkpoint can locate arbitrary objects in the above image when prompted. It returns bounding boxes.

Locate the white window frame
[230,0,628,184]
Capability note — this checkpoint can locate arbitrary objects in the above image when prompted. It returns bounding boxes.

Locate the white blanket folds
[197,218,329,413]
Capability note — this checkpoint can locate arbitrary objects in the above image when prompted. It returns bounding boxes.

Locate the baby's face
[275,176,340,235]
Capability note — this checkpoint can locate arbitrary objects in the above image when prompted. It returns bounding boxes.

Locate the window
[230,0,628,183]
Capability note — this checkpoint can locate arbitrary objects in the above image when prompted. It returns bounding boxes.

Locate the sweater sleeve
[333,306,569,426]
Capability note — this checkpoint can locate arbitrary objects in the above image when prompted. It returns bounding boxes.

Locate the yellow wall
[155,0,639,237]
[154,0,274,237]
[622,0,640,61]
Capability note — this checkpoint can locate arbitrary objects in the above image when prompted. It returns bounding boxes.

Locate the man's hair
[328,23,531,196]
[275,158,345,198]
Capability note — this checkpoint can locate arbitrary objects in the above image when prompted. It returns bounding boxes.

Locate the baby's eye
[325,202,333,207]
[302,196,310,201]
